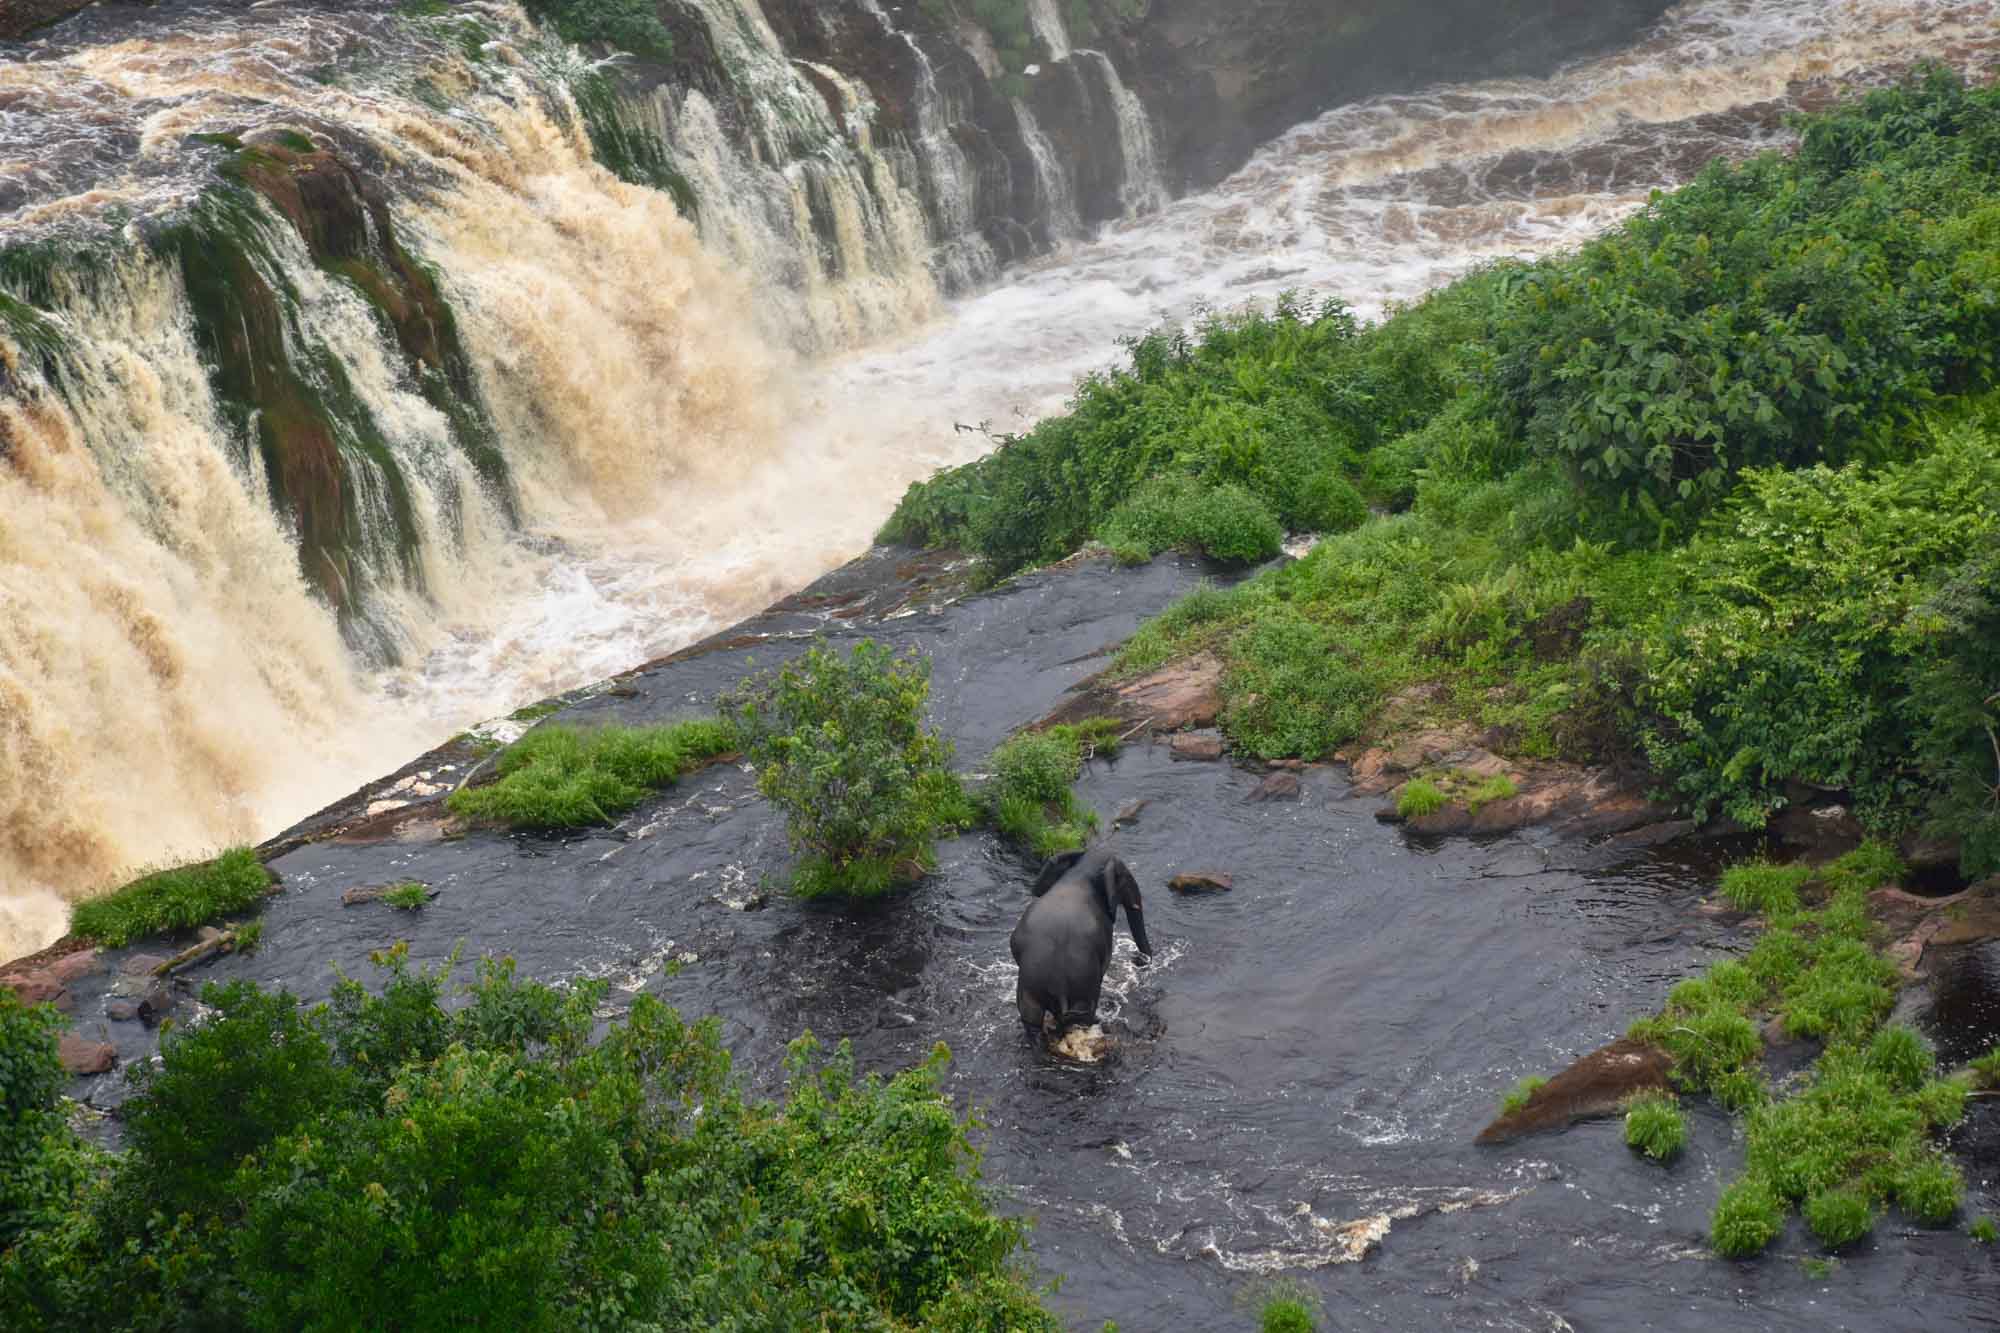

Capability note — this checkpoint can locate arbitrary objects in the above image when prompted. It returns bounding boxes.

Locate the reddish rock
[1475,1037,1675,1145]
[1170,732,1225,762]
[1248,772,1301,802]
[120,953,170,976]
[47,950,100,985]
[1169,871,1233,893]
[1268,758,1306,772]
[57,1033,116,1076]
[3,971,65,1006]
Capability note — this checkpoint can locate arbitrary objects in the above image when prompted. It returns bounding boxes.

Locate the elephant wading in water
[1010,848,1153,1042]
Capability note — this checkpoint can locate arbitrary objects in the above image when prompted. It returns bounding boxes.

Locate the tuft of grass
[1970,1216,1997,1243]
[1819,841,1907,895]
[1499,1075,1547,1117]
[1718,860,1813,916]
[446,720,736,830]
[1623,1092,1686,1162]
[1260,1298,1317,1333]
[1397,778,1447,820]
[1712,1176,1786,1258]
[381,883,429,911]
[71,848,272,948]
[1971,1045,2000,1089]
[1804,1188,1873,1249]
[1464,774,1517,812]
[233,920,264,955]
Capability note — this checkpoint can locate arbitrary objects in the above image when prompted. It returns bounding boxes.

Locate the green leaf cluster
[0,952,1055,1329]
[733,640,972,898]
[984,718,1121,855]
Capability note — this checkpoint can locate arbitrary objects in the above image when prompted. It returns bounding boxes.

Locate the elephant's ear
[1031,850,1087,897]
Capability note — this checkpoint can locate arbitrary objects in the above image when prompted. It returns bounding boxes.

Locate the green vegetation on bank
[1624,845,1973,1255]
[1622,1092,1686,1163]
[446,718,737,829]
[69,848,271,948]
[884,69,2000,875]
[0,951,1056,1329]
[984,718,1124,855]
[517,0,673,60]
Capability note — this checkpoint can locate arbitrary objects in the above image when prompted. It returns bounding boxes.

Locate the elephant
[1010,848,1153,1041]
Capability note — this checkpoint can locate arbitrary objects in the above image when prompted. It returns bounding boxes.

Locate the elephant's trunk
[1125,904,1153,959]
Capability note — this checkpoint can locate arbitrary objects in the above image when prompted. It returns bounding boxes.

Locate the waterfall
[1026,0,1073,60]
[1079,49,1168,216]
[1014,98,1082,243]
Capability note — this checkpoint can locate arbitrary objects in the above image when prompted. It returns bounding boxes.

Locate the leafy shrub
[70,847,271,948]
[0,958,1056,1329]
[1499,1075,1546,1116]
[1261,1297,1318,1333]
[1971,1216,1998,1243]
[1804,1189,1873,1249]
[734,640,970,897]
[1103,476,1285,564]
[1972,1045,2000,1089]
[0,992,88,1249]
[447,719,735,829]
[1623,1093,1686,1162]
[985,720,1118,855]
[1718,861,1812,916]
[1712,1177,1786,1258]
[1397,779,1447,820]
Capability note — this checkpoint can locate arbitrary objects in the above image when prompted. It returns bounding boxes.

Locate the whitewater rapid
[2,0,1996,958]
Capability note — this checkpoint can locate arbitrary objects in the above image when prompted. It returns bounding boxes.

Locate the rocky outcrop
[1355,724,1675,839]
[1101,0,1680,191]
[0,0,91,41]
[1476,1037,1673,1144]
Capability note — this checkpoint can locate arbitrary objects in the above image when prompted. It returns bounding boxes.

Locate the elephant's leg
[1016,978,1049,1043]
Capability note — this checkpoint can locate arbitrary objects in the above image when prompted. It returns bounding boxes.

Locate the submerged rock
[1170,732,1225,762]
[1169,871,1233,894]
[57,1033,116,1076]
[1475,1037,1674,1145]
[1248,772,1301,802]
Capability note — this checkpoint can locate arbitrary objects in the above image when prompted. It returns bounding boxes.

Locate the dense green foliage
[984,718,1122,855]
[446,719,737,829]
[518,0,673,59]
[733,640,972,897]
[0,952,1055,1329]
[1625,846,1971,1256]
[885,71,2000,873]
[69,848,271,948]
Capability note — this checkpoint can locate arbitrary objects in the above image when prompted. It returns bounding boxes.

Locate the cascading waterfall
[1078,49,1168,216]
[1015,98,1083,243]
[1025,0,1073,61]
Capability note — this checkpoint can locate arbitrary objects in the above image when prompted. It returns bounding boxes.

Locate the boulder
[1169,871,1233,894]
[47,949,100,985]
[57,1033,116,1076]
[1248,772,1301,802]
[1475,1037,1674,1144]
[1170,732,1224,762]
[121,953,170,976]
[138,984,177,1026]
[1113,799,1149,828]
[3,971,65,1006]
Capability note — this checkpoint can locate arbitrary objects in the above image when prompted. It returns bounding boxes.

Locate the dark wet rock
[1169,871,1233,894]
[0,0,90,40]
[1113,799,1149,828]
[1901,831,1964,876]
[105,1001,140,1023]
[1769,799,1866,856]
[1169,732,1225,762]
[57,1033,116,1075]
[1248,772,1301,802]
[1475,1037,1674,1145]
[138,984,176,1026]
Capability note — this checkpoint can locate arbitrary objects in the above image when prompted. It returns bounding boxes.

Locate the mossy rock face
[149,131,512,622]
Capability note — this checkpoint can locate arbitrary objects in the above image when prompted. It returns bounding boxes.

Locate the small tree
[736,639,969,897]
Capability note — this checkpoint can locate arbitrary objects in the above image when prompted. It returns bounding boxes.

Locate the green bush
[1261,1297,1318,1333]
[380,882,429,910]
[984,721,1117,855]
[70,847,271,948]
[0,956,1056,1330]
[1397,779,1447,820]
[1623,1093,1686,1163]
[1895,1157,1964,1225]
[1712,1177,1786,1258]
[1972,1045,2000,1089]
[734,640,971,897]
[1971,1216,1998,1243]
[446,719,735,829]
[1103,476,1285,564]
[0,992,91,1250]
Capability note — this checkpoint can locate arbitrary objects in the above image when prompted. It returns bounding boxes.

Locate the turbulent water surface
[2,1,1998,960]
